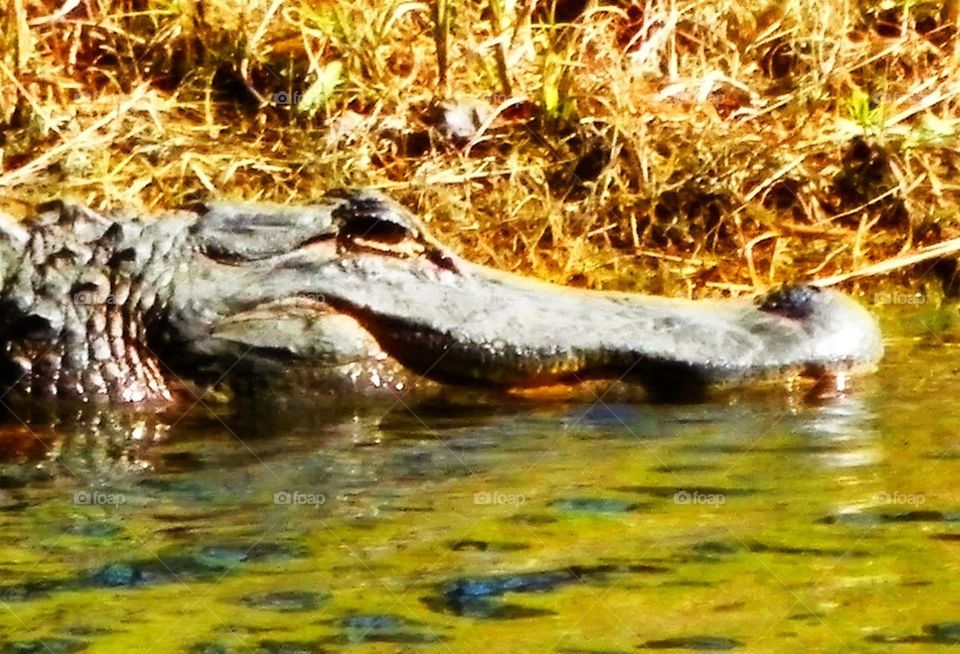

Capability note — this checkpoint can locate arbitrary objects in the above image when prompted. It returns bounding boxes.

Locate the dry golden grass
[3,0,960,297]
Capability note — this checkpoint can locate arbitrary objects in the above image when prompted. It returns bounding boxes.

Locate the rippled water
[1,307,960,652]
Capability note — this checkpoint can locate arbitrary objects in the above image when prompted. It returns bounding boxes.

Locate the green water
[1,308,960,653]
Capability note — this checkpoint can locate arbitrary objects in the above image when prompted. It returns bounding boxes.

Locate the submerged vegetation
[2,0,960,296]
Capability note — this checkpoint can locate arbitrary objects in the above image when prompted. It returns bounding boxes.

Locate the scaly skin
[0,192,883,403]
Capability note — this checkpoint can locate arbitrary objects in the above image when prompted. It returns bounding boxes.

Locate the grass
[2,0,960,298]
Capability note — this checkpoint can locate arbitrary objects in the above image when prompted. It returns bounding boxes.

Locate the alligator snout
[743,283,883,380]
[756,284,823,320]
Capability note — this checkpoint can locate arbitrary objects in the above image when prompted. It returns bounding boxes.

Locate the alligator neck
[0,204,193,402]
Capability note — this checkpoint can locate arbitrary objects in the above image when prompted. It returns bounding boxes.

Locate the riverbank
[2,0,959,298]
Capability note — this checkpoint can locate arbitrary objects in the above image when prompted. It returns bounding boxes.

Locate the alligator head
[0,192,883,403]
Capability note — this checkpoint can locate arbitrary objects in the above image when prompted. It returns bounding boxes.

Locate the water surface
[1,307,959,652]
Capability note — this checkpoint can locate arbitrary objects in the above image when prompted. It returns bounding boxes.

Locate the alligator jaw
[324,264,884,391]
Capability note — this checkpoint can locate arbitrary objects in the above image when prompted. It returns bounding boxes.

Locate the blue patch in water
[549,498,643,513]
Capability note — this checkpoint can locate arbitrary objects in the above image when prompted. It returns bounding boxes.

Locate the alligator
[0,191,883,404]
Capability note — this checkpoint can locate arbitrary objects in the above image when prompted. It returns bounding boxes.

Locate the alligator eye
[329,192,458,270]
[756,284,822,320]
[332,193,416,248]
[337,215,410,245]
[332,195,423,257]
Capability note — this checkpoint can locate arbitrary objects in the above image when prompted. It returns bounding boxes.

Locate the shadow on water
[0,312,959,651]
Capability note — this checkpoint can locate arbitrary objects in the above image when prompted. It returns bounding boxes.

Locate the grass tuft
[3,0,960,297]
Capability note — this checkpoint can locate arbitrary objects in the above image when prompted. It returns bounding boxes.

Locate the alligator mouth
[338,277,881,387]
[196,266,882,396]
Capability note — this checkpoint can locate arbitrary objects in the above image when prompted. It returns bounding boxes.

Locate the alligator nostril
[756,284,822,320]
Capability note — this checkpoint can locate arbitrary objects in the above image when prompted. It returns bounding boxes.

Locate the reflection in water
[790,395,882,469]
[0,319,959,652]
